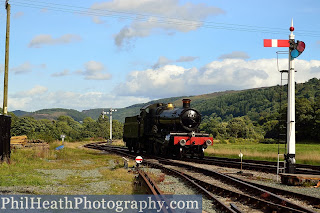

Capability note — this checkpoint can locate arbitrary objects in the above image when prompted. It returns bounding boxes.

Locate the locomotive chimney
[182,99,191,108]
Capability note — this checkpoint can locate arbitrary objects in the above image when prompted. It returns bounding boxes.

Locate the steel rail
[202,156,320,175]
[85,143,320,175]
[149,161,304,213]
[85,142,236,212]
[157,159,317,213]
[85,142,319,212]
[137,169,163,195]
[226,174,320,208]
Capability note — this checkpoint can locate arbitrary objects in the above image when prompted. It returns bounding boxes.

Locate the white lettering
[65,196,72,209]
[1,197,10,209]
[157,200,165,212]
[92,201,101,210]
[51,200,58,210]
[115,201,123,212]
[42,200,50,209]
[84,197,91,209]
[139,200,147,212]
[74,197,83,209]
[11,197,19,209]
[107,201,115,209]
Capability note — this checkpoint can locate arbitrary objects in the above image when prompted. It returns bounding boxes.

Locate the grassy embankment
[115,139,320,165]
[0,141,136,194]
[205,141,320,165]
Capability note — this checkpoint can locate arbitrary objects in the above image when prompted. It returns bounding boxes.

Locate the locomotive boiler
[123,99,213,158]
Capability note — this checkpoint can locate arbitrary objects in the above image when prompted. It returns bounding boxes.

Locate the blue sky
[0,0,319,112]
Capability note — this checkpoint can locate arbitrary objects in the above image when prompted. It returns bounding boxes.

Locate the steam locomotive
[123,99,213,158]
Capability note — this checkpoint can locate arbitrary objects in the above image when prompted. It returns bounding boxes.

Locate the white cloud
[152,56,172,68]
[11,62,32,74]
[92,16,105,24]
[218,51,250,60]
[90,0,225,47]
[12,85,48,98]
[115,59,320,99]
[7,59,320,112]
[76,61,112,80]
[152,55,198,68]
[114,65,193,97]
[11,62,46,74]
[29,34,82,48]
[176,56,198,62]
[7,87,150,111]
[52,70,70,77]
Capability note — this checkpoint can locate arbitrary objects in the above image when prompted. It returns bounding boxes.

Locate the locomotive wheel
[127,141,132,152]
[175,148,184,159]
[133,143,138,153]
[153,143,160,155]
[199,150,204,159]
[160,145,167,156]
[147,143,153,154]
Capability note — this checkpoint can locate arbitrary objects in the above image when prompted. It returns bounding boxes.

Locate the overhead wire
[1,0,320,37]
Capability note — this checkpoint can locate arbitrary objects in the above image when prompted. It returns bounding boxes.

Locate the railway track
[85,143,320,175]
[85,142,320,213]
[196,156,320,175]
[137,169,163,195]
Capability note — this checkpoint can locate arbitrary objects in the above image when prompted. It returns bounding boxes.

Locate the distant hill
[11,110,29,117]
[12,78,320,123]
[12,92,237,122]
[12,108,87,122]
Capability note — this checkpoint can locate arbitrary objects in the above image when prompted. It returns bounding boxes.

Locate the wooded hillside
[9,78,320,143]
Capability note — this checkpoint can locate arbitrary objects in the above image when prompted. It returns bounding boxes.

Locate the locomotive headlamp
[206,139,212,146]
[179,139,186,146]
[191,131,195,137]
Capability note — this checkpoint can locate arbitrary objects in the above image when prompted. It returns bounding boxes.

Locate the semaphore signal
[264,39,290,47]
[263,19,306,174]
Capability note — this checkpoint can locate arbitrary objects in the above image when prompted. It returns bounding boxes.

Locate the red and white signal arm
[264,39,290,47]
[135,156,143,164]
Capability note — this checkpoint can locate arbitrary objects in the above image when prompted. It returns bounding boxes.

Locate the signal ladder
[277,70,288,181]
[276,51,289,181]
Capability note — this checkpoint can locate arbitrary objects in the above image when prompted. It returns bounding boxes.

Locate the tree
[11,116,37,137]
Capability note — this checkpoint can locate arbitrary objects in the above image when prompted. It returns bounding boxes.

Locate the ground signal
[135,156,143,164]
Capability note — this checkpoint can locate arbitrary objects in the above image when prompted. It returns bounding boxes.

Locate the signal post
[264,20,305,174]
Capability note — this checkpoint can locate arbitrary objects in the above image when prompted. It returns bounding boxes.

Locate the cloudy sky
[0,0,319,112]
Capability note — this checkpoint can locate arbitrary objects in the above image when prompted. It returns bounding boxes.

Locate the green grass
[205,142,320,165]
[0,142,136,194]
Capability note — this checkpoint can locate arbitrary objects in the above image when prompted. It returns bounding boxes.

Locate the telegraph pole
[3,0,11,115]
[101,109,106,119]
[107,108,117,142]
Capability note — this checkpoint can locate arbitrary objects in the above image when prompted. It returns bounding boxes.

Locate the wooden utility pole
[3,0,10,115]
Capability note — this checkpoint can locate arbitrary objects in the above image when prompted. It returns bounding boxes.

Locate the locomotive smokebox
[182,99,191,108]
